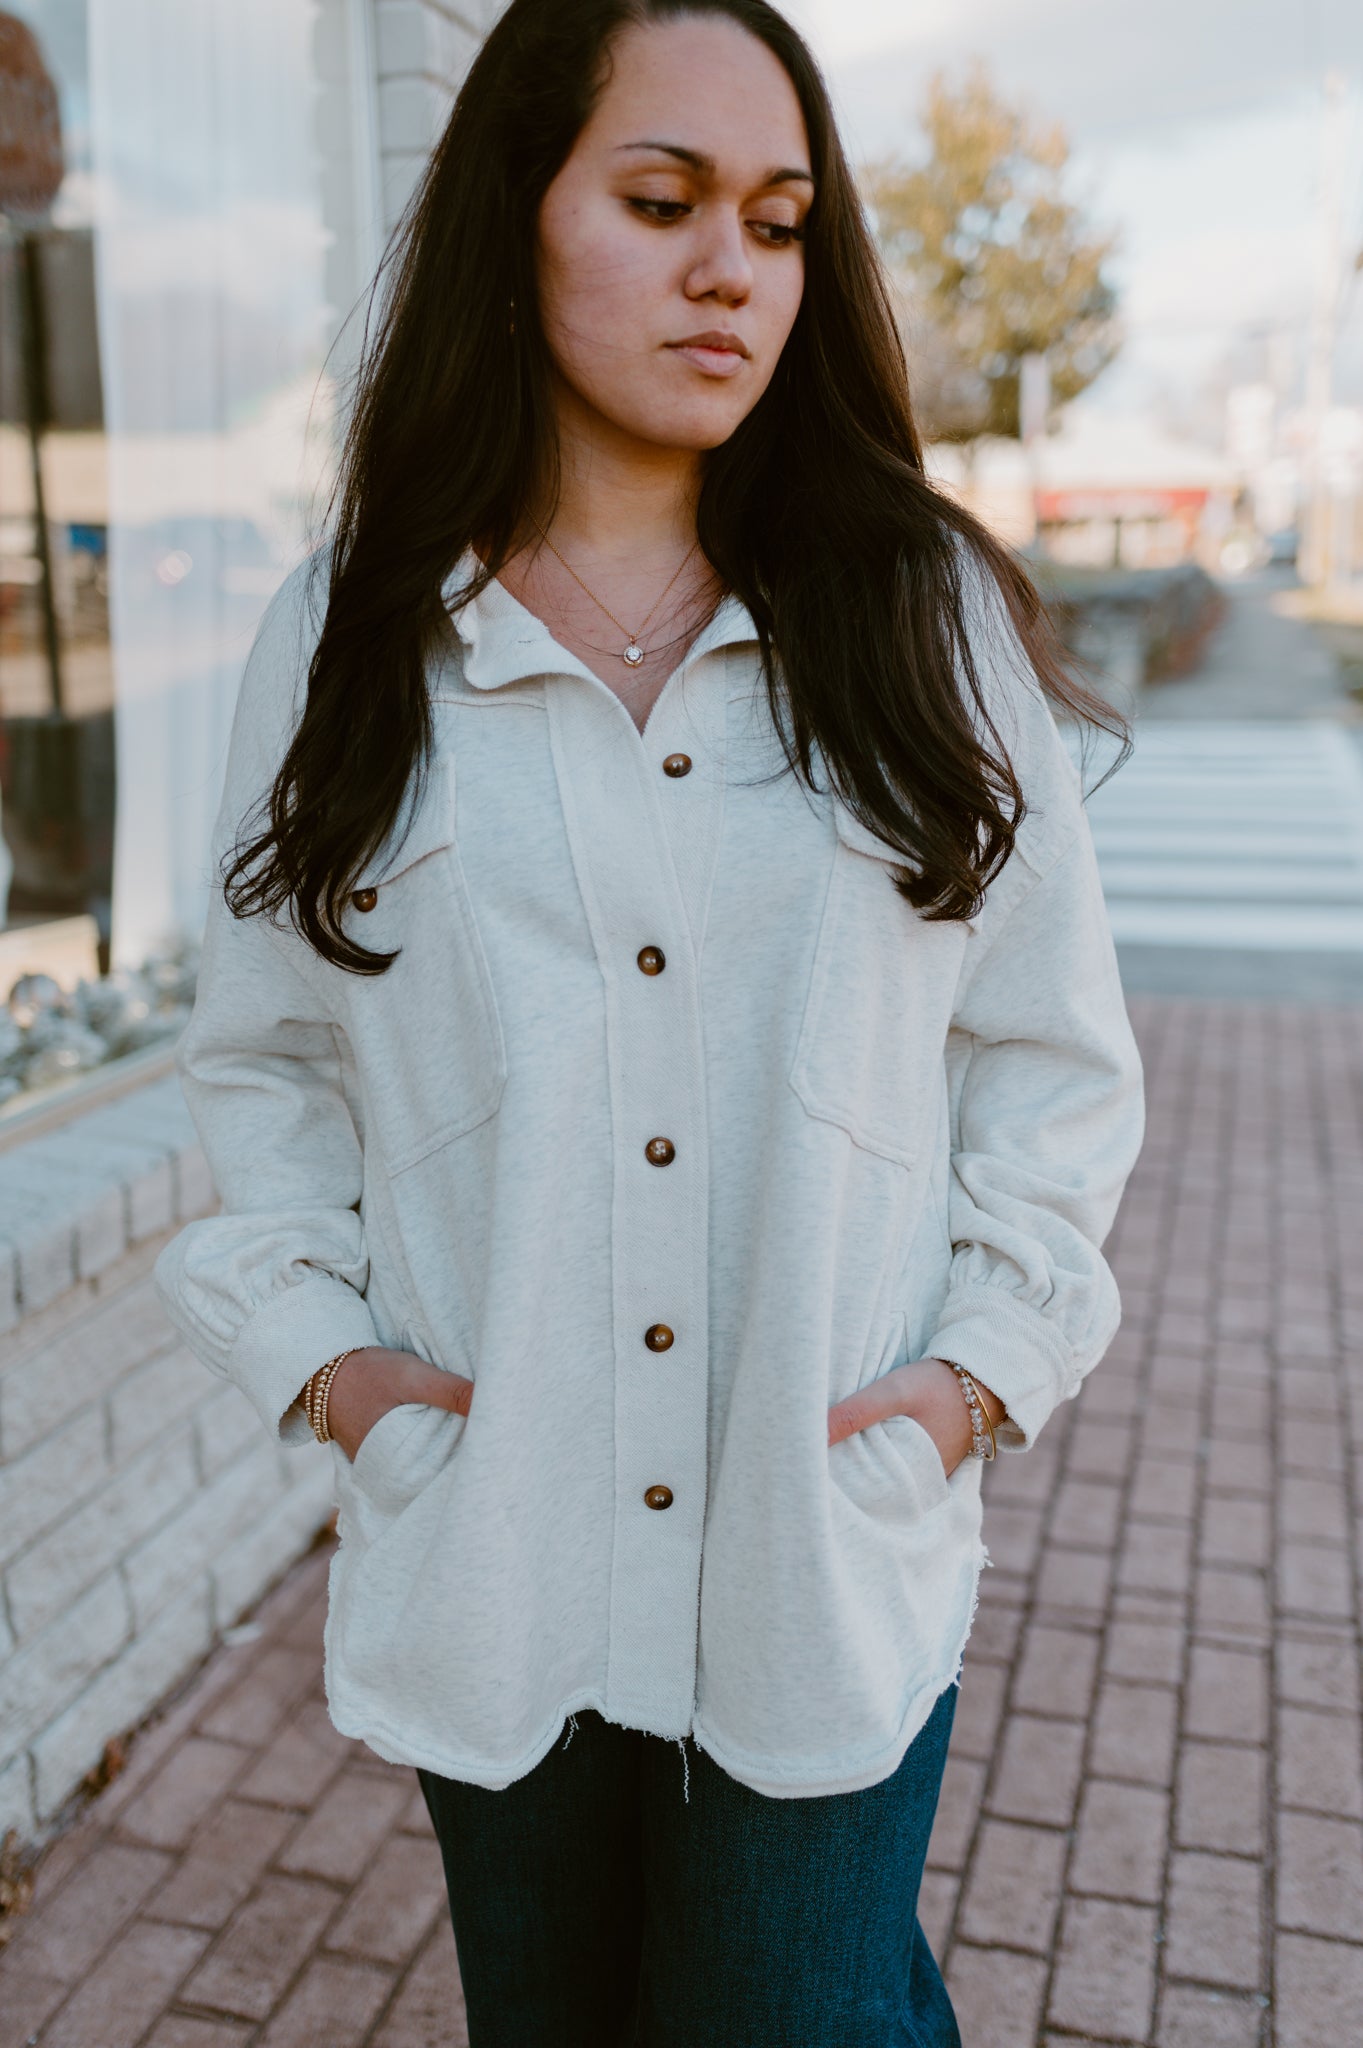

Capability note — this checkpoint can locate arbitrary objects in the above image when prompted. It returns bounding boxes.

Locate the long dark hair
[227,0,1122,973]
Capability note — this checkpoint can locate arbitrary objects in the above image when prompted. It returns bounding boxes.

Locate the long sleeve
[154,563,379,1444]
[923,575,1145,1448]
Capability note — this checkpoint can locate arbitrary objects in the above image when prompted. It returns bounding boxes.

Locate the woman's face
[535,16,813,457]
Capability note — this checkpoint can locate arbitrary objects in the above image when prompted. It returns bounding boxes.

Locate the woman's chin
[614,407,750,457]
[566,382,753,459]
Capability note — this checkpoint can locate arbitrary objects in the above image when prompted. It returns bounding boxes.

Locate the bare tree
[867,67,1121,446]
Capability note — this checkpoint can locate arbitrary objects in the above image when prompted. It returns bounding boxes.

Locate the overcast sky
[784,0,1363,426]
[16,0,1363,433]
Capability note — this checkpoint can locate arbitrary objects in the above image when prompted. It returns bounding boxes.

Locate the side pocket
[341,1317,468,1521]
[875,1413,952,1514]
[825,1305,959,1528]
[348,1401,465,1519]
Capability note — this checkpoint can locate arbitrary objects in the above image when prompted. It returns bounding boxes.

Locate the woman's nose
[684,211,753,305]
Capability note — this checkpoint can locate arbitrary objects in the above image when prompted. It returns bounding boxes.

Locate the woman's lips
[666,342,747,378]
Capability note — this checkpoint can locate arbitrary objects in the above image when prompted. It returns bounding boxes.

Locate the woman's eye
[625,198,804,245]
[627,198,692,224]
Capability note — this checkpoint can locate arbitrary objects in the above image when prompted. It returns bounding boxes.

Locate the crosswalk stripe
[1069,720,1363,953]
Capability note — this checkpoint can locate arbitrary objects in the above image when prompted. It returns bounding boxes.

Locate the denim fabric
[418,1682,961,2048]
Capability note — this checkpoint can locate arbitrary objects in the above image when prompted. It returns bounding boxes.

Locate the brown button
[644,1324,674,1352]
[645,1137,676,1167]
[662,753,692,778]
[644,1485,674,1511]
[637,946,666,976]
[351,887,378,913]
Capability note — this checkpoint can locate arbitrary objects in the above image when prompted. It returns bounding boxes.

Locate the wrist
[301,1347,364,1445]
[931,1358,1000,1461]
[929,1359,1006,1425]
[326,1346,431,1446]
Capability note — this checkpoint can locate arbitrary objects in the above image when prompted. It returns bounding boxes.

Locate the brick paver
[1,996,1361,2045]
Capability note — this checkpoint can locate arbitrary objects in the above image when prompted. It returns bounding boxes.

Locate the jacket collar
[441,547,760,694]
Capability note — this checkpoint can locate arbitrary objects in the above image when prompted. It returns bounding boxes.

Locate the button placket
[543,675,715,1735]
[638,723,707,1553]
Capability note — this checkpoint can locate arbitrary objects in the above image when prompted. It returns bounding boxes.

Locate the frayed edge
[677,1737,690,1803]
[560,1713,579,1751]
[950,1540,991,1689]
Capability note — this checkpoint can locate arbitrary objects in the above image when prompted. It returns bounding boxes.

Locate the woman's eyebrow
[614,140,814,187]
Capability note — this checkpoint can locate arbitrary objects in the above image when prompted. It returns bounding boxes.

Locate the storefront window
[0,0,378,1105]
[0,4,112,968]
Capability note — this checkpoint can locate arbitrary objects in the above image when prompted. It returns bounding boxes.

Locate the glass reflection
[0,0,377,1108]
[0,2,113,965]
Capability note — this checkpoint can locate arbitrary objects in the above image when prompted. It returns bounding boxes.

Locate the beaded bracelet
[303,1349,360,1446]
[946,1362,998,1460]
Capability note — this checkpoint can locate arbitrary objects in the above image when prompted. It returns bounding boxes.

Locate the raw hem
[693,1540,987,1800]
[325,1680,623,1790]
[321,1541,989,1800]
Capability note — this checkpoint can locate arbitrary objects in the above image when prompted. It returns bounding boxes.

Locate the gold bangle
[317,1354,351,1443]
[974,1380,999,1460]
[308,1365,335,1441]
[303,1363,328,1442]
[304,1358,337,1440]
[311,1360,342,1444]
[303,1349,360,1446]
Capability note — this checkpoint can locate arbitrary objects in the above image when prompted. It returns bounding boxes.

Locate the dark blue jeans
[418,1683,960,2048]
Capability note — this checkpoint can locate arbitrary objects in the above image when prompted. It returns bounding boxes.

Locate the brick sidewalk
[1,996,1360,2047]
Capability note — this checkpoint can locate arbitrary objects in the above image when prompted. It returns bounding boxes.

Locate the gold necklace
[530,519,700,668]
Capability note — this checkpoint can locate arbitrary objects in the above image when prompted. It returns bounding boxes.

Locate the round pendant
[623,642,645,667]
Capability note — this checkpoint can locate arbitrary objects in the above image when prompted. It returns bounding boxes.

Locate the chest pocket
[789,802,969,1170]
[337,754,506,1174]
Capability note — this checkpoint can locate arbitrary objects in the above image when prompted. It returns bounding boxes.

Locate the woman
[156,2,1144,2041]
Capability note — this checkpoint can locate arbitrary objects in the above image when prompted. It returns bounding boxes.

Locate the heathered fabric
[154,554,1144,1798]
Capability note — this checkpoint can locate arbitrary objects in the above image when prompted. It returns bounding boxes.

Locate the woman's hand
[322,1347,474,1463]
[827,1358,1004,1478]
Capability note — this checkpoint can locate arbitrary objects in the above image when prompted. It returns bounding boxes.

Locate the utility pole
[0,13,66,711]
[1302,70,1347,587]
[1019,350,1051,557]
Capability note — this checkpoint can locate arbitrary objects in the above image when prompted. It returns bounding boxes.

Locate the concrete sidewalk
[1,995,1360,2048]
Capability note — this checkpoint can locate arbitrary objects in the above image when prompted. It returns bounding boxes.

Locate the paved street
[1,992,1361,2048]
[1079,579,1363,1003]
[1134,575,1357,728]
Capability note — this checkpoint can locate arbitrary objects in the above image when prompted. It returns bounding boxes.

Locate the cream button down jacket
[155,553,1144,1799]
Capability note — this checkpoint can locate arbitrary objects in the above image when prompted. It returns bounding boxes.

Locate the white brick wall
[371,0,506,230]
[0,1087,334,1846]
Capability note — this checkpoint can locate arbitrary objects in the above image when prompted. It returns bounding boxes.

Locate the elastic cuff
[925,1287,1072,1450]
[224,1278,380,1443]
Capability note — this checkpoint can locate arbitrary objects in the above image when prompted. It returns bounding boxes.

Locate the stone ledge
[0,1074,209,1326]
[0,1070,335,1842]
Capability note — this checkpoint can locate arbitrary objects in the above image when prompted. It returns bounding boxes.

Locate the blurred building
[929,414,1239,569]
[1225,378,1363,583]
[0,1,504,982]
[1035,419,1238,571]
